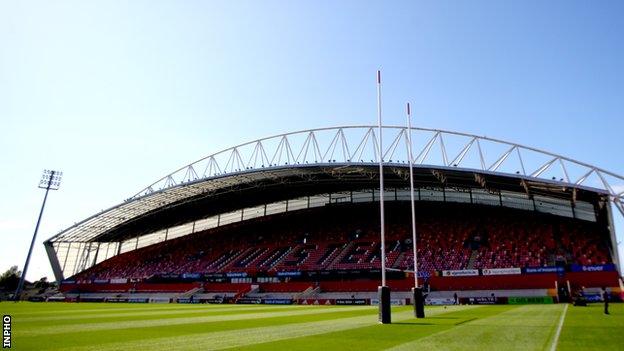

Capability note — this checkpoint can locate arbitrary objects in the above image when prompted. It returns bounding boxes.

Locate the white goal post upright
[377,70,391,324]
[407,103,425,318]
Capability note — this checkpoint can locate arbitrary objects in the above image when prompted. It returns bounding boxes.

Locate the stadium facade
[44,126,624,297]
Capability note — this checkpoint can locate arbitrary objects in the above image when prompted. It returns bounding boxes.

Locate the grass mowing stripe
[60,305,479,351]
[16,305,328,329]
[3,301,294,316]
[385,305,564,351]
[62,313,378,351]
[17,305,375,336]
[557,303,624,351]
[238,305,489,351]
[16,305,385,350]
[1,302,202,315]
[16,304,313,322]
[6,302,623,350]
[383,305,514,351]
[548,303,568,351]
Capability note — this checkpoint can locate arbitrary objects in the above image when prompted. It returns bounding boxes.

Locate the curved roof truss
[46,125,624,244]
[132,126,624,202]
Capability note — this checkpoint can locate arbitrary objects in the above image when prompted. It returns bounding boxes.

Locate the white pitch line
[549,303,568,351]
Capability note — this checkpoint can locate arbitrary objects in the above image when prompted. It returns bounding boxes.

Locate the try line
[549,303,568,351]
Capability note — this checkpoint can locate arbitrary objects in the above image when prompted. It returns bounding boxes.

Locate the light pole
[14,170,62,301]
[377,71,391,324]
[407,103,425,318]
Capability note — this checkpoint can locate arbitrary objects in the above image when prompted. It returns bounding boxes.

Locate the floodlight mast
[14,170,62,301]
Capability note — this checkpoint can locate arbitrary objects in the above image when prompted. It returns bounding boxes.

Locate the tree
[34,277,50,290]
[0,266,21,291]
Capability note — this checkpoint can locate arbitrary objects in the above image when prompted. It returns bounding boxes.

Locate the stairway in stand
[467,250,479,269]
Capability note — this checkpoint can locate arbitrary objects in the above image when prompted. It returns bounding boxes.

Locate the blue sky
[1,1,623,281]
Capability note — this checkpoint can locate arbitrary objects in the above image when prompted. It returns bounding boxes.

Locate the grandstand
[45,126,624,304]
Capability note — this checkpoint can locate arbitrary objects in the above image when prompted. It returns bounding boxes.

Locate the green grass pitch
[1,302,622,350]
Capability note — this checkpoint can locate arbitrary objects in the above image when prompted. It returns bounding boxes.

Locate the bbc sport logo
[2,315,10,349]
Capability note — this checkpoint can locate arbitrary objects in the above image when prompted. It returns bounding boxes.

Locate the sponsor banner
[425,297,455,305]
[297,299,333,305]
[105,298,129,303]
[277,271,302,277]
[263,299,293,305]
[236,298,261,304]
[80,297,105,302]
[93,279,109,284]
[159,274,180,279]
[202,298,224,304]
[181,273,201,279]
[417,271,431,278]
[150,298,171,304]
[128,298,149,303]
[442,269,479,277]
[370,299,405,306]
[47,296,66,302]
[110,278,128,284]
[204,298,223,304]
[461,297,506,305]
[482,268,521,276]
[204,273,224,278]
[226,272,248,278]
[177,298,200,304]
[523,266,564,274]
[470,297,496,305]
[570,264,616,272]
[336,299,368,305]
[582,294,602,302]
[507,296,553,304]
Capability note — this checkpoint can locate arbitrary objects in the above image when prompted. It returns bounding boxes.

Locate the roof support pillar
[44,241,64,283]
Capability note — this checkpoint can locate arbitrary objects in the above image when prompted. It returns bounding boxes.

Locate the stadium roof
[45,125,624,245]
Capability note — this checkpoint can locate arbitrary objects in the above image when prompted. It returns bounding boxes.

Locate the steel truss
[44,125,624,280]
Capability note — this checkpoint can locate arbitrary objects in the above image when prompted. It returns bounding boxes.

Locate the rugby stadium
[6,125,623,350]
[43,125,623,304]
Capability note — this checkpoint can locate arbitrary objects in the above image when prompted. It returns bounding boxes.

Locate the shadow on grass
[454,317,478,325]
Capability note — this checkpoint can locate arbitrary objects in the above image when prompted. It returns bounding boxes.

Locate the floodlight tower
[14,170,62,301]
